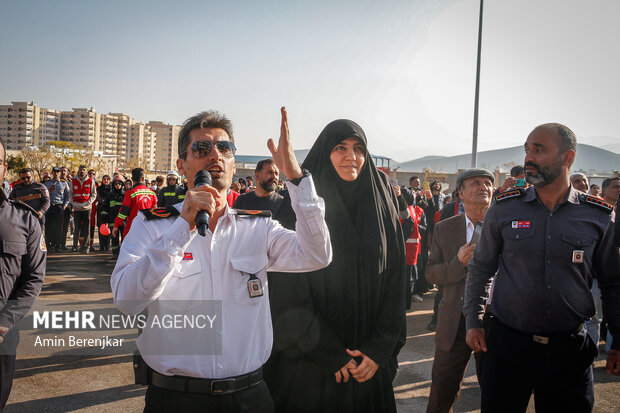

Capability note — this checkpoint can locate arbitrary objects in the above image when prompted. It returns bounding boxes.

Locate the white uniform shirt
[111,176,331,379]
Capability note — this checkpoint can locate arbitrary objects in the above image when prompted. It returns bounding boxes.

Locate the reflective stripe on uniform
[117,213,127,220]
[130,190,155,198]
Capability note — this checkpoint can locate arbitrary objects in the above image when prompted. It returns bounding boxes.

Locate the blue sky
[2,0,619,161]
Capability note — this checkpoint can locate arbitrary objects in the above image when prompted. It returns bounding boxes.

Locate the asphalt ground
[5,249,620,412]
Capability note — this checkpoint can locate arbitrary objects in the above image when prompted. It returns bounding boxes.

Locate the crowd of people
[0,110,619,412]
[1,165,192,256]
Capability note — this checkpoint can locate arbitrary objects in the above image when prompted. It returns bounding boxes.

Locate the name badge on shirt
[247,274,264,298]
[183,252,193,261]
[572,250,584,264]
[511,220,531,228]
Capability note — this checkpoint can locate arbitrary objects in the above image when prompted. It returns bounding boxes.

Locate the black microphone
[193,170,213,237]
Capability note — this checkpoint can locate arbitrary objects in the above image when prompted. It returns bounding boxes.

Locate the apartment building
[104,112,131,162]
[60,107,101,151]
[147,121,180,171]
[0,101,36,150]
[33,107,61,146]
[1,101,178,171]
[127,121,157,170]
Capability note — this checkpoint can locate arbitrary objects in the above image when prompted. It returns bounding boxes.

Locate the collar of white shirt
[464,214,475,244]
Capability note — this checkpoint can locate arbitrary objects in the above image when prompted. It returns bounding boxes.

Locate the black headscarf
[300,119,406,370]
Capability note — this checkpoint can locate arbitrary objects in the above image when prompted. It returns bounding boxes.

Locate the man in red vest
[71,164,97,253]
[112,168,157,238]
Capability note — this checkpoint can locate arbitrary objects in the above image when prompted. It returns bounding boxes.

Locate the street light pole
[471,0,484,167]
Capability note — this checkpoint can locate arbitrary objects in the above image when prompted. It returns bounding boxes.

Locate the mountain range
[396,144,620,174]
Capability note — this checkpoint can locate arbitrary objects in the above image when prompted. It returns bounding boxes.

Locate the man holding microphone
[111,107,331,412]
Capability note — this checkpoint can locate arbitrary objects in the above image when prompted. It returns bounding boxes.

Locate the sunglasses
[186,140,236,158]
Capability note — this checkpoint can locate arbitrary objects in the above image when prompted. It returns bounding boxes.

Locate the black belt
[491,315,585,345]
[150,367,263,395]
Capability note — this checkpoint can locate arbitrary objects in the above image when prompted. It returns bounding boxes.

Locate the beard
[260,179,278,192]
[525,157,563,187]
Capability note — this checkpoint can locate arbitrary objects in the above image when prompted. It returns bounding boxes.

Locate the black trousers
[45,204,64,247]
[73,210,91,249]
[61,206,72,248]
[97,212,110,250]
[0,354,16,411]
[405,264,418,310]
[111,224,123,257]
[0,328,19,411]
[481,317,596,413]
[143,381,274,413]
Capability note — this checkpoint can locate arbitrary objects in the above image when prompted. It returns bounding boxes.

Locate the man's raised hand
[267,107,303,180]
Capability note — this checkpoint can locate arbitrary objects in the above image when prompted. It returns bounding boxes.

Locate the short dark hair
[178,111,234,160]
[510,165,524,177]
[536,123,577,154]
[156,175,164,183]
[409,176,420,182]
[0,137,5,163]
[19,168,33,175]
[255,159,275,173]
[602,177,620,190]
[131,168,145,183]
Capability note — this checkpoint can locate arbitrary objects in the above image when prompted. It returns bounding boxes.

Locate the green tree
[7,154,28,172]
[20,146,55,180]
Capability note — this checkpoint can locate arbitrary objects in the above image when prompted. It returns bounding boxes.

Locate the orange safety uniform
[114,184,157,236]
[402,204,423,266]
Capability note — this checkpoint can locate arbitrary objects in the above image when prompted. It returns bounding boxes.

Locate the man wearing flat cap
[425,168,494,413]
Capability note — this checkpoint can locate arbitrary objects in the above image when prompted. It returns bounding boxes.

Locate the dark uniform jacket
[464,186,620,350]
[9,182,50,215]
[101,189,125,224]
[157,184,181,207]
[0,190,46,329]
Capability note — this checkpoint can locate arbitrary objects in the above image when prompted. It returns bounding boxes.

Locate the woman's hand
[268,107,303,180]
[346,349,379,382]
[334,359,358,383]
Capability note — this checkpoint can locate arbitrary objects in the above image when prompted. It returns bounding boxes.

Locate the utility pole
[471,0,484,167]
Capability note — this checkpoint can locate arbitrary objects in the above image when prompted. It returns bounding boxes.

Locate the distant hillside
[398,144,620,174]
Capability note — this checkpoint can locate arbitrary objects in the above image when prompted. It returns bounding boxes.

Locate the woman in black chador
[264,119,406,413]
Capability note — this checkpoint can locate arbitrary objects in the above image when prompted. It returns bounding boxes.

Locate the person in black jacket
[101,176,125,258]
[0,138,46,409]
[157,171,182,207]
[96,175,112,251]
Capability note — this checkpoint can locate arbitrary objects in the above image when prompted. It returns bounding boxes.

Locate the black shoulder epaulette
[581,194,613,213]
[10,200,39,216]
[234,209,272,218]
[141,206,181,220]
[495,188,525,202]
